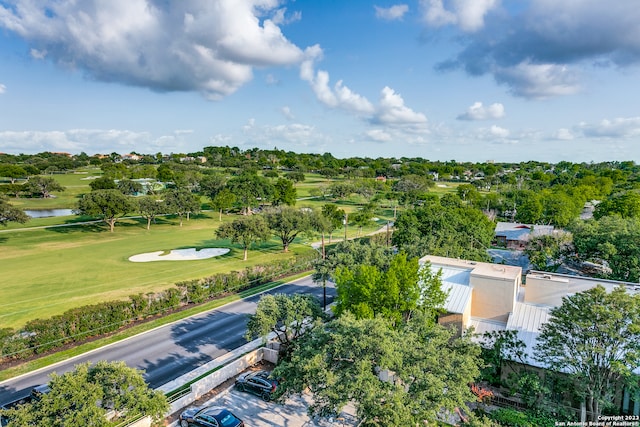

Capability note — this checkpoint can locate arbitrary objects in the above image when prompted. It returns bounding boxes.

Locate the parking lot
[171,384,359,427]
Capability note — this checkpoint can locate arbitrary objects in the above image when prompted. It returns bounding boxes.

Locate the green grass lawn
[8,168,100,210]
[0,212,314,329]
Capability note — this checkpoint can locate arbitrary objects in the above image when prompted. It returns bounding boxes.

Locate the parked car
[234,370,279,401]
[179,405,244,427]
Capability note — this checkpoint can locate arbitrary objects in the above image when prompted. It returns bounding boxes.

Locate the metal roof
[428,264,472,314]
[441,282,472,314]
[469,318,507,337]
[506,302,552,367]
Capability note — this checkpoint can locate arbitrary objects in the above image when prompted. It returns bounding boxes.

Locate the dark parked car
[234,370,279,401]
[179,405,244,427]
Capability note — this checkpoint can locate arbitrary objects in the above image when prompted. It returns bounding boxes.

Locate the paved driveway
[173,386,359,427]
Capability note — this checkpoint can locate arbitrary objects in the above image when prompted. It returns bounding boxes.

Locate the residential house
[493,222,554,250]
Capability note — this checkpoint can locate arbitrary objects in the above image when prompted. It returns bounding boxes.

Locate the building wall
[438,313,463,335]
[524,274,569,307]
[470,273,519,322]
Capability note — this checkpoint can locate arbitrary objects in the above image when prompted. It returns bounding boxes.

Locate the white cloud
[553,128,574,140]
[334,80,376,114]
[241,121,330,150]
[375,87,428,126]
[0,0,306,99]
[494,61,581,99]
[209,134,233,145]
[427,1,640,99]
[271,8,302,25]
[300,57,375,115]
[29,48,46,59]
[375,4,409,21]
[421,0,498,32]
[489,125,509,138]
[366,129,393,142]
[243,118,257,132]
[281,106,295,120]
[299,52,428,136]
[422,0,456,27]
[457,102,505,120]
[579,117,640,138]
[0,83,5,94]
[474,125,510,140]
[0,129,194,154]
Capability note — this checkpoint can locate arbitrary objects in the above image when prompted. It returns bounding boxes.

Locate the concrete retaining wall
[168,347,265,414]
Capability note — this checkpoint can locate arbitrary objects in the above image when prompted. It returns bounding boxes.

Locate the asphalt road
[0,276,335,406]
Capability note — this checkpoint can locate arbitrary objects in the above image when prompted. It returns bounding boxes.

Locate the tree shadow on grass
[45,221,106,234]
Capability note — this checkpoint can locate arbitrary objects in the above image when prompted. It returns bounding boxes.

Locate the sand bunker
[129,248,230,262]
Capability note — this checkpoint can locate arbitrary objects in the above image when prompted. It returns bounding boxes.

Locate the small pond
[24,209,75,218]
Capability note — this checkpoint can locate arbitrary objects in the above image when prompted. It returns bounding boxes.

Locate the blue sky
[1,0,640,163]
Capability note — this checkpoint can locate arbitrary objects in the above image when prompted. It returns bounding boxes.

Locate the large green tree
[524,232,573,272]
[199,173,227,201]
[0,361,167,426]
[216,215,270,260]
[264,206,313,252]
[116,179,143,195]
[24,176,65,198]
[594,191,640,219]
[534,286,640,420]
[392,199,494,261]
[333,253,447,326]
[393,174,434,207]
[246,293,323,348]
[0,195,28,226]
[271,178,297,206]
[89,176,116,191]
[164,188,201,226]
[77,189,132,232]
[210,188,236,221]
[321,203,345,243]
[136,196,167,230]
[569,216,640,281]
[273,312,480,425]
[0,164,28,183]
[227,172,273,214]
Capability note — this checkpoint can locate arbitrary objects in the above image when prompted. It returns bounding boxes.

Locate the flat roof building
[421,255,640,368]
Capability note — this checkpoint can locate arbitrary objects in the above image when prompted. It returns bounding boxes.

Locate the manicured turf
[0,212,313,329]
[8,168,101,210]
